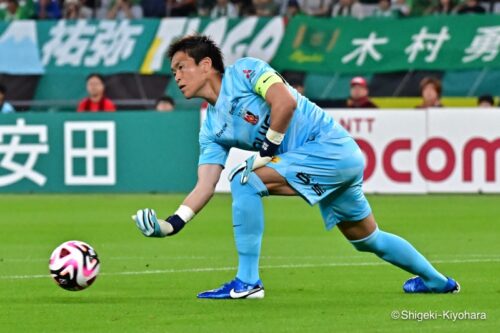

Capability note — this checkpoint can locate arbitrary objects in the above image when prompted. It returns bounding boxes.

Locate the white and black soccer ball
[49,240,100,291]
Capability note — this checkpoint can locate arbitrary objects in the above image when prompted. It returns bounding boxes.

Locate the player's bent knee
[338,214,377,240]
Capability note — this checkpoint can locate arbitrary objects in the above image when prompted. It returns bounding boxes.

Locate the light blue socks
[231,173,269,285]
[231,171,447,290]
[350,228,448,291]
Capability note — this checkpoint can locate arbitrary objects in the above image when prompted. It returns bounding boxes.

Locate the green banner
[0,17,285,75]
[140,17,285,74]
[0,112,199,192]
[3,16,500,76]
[273,15,500,74]
[37,19,159,74]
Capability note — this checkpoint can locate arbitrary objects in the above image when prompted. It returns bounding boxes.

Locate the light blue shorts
[267,135,372,230]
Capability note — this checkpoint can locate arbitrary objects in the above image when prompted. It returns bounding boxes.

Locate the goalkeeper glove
[132,206,194,237]
[228,129,284,184]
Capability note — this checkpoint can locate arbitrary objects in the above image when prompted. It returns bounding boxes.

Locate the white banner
[330,110,427,193]
[426,108,500,193]
[212,109,500,193]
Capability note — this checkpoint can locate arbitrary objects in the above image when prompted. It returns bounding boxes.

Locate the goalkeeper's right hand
[132,208,186,237]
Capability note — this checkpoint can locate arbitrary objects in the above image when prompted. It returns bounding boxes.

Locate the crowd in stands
[2,72,498,113]
[345,76,499,109]
[75,73,178,112]
[0,0,497,21]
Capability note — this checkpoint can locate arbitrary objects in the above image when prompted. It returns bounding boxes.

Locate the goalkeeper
[133,35,459,299]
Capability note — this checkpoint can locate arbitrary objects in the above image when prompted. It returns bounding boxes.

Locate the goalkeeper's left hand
[132,208,186,237]
[228,129,285,184]
[228,154,271,184]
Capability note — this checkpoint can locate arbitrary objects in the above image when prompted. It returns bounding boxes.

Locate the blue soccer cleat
[403,276,460,293]
[197,277,265,299]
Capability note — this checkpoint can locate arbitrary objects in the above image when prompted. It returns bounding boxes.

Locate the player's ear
[200,57,212,73]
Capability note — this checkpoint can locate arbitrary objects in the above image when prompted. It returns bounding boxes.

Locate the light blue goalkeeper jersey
[199,57,350,166]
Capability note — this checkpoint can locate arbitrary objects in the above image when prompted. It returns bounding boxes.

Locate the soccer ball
[49,240,100,291]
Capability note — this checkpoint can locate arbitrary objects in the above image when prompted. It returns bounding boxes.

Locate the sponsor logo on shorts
[296,172,326,196]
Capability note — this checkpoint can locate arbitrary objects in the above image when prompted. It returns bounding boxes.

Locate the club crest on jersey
[242,69,254,80]
[243,110,259,125]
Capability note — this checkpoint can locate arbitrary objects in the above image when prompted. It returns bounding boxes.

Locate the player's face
[171,51,206,99]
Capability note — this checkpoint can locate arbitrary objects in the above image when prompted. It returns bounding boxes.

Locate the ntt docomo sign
[329,109,500,193]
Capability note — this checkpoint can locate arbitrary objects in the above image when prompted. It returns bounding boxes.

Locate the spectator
[300,0,333,16]
[455,0,485,14]
[63,0,92,19]
[0,0,33,20]
[331,0,364,19]
[347,77,378,108]
[392,0,410,16]
[416,77,443,108]
[166,0,197,16]
[83,0,101,16]
[237,0,256,16]
[156,96,176,112]
[425,0,455,15]
[231,0,255,17]
[77,73,116,113]
[284,0,300,23]
[142,0,166,17]
[211,0,238,17]
[0,83,15,114]
[477,95,495,108]
[35,0,62,19]
[373,0,397,17]
[107,0,143,19]
[253,0,278,16]
[197,0,215,16]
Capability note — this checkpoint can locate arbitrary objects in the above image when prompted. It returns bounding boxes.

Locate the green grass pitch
[0,194,499,332]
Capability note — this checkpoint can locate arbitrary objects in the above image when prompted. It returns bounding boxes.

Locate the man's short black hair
[86,73,105,83]
[167,35,225,74]
[156,95,175,107]
[0,83,6,94]
[478,94,494,106]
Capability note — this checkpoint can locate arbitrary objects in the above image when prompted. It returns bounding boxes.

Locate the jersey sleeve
[232,57,285,99]
[198,116,229,167]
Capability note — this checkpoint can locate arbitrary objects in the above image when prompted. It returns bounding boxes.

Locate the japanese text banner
[20,17,283,75]
[272,15,500,74]
[0,112,199,192]
[37,19,159,74]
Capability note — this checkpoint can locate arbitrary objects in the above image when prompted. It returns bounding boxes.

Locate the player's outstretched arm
[183,164,223,213]
[229,81,297,184]
[133,164,223,238]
